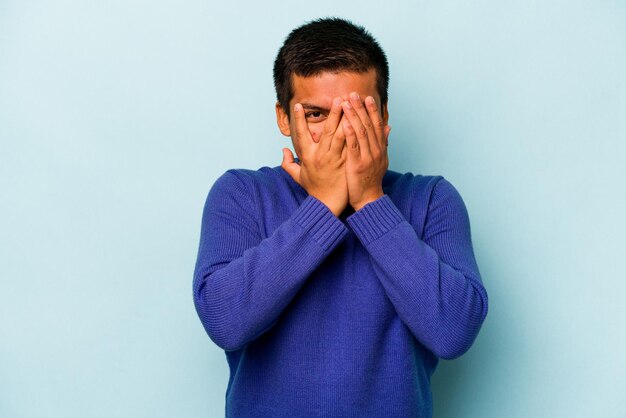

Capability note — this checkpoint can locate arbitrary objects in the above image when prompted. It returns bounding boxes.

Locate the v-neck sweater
[193,164,488,418]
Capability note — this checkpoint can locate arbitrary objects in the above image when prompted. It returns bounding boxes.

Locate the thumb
[281,148,300,181]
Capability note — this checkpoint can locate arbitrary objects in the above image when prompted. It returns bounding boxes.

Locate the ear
[382,101,390,126]
[275,102,291,137]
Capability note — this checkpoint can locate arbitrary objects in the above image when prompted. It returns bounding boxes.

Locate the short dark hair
[273,17,389,118]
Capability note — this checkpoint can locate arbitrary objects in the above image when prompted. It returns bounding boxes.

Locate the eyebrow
[299,102,331,113]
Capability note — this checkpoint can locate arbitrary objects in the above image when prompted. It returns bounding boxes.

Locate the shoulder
[384,169,443,195]
[383,168,447,210]
[384,169,465,202]
[384,169,467,237]
[208,164,299,205]
[211,165,288,190]
[426,176,472,231]
[429,177,467,208]
[206,165,303,235]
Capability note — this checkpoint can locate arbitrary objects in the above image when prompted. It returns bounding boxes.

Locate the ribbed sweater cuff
[347,195,405,246]
[293,196,348,251]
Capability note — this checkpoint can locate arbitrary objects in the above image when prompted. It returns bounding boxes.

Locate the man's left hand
[342,93,392,211]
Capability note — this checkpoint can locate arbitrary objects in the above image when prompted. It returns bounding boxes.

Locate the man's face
[276,68,389,158]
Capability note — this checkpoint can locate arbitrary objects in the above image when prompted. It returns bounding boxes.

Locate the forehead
[290,69,379,107]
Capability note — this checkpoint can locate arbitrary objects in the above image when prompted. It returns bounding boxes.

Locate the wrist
[310,193,347,217]
[351,189,384,211]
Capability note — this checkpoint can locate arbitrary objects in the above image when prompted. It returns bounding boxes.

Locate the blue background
[1,1,625,417]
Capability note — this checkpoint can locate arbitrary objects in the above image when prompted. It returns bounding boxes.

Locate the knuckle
[295,127,306,138]
[358,127,367,137]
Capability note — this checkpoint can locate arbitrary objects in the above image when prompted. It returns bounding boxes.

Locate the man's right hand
[281,97,348,217]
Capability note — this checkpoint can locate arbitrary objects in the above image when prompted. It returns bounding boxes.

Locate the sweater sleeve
[193,170,348,352]
[346,178,488,360]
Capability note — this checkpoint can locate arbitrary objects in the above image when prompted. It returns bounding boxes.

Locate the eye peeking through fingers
[305,111,326,122]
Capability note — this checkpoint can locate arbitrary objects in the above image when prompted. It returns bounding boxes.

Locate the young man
[193,17,488,418]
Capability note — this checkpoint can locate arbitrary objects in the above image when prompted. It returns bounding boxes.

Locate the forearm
[348,194,488,359]
[366,223,487,359]
[193,196,347,352]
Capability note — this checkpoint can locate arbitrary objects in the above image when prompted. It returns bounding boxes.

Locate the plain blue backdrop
[1,1,625,417]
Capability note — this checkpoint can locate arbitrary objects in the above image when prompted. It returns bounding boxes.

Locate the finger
[342,98,371,158]
[281,148,301,181]
[330,114,347,154]
[342,119,360,159]
[322,97,344,151]
[349,92,380,155]
[365,96,385,149]
[293,103,314,155]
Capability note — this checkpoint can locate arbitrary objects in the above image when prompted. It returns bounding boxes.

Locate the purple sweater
[193,164,488,418]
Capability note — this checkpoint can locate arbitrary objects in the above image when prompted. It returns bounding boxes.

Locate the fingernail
[350,92,360,101]
[365,96,375,106]
[333,97,342,106]
[294,103,302,112]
